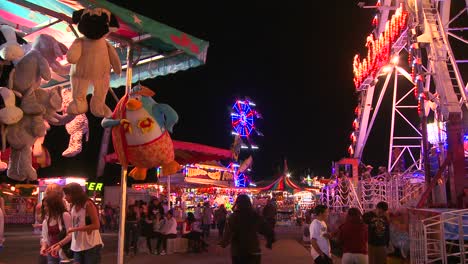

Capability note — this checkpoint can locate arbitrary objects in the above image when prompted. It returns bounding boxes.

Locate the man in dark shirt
[368,201,390,264]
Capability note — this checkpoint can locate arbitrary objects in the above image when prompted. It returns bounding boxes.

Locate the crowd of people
[30,186,278,264]
[305,201,392,264]
[121,195,276,263]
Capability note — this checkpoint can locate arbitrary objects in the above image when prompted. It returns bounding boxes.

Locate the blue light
[231,100,255,138]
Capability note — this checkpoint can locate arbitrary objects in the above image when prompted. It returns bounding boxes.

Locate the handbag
[58,214,74,259]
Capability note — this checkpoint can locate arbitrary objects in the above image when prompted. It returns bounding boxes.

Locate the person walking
[262,197,277,233]
[52,183,103,264]
[201,201,213,238]
[214,204,228,238]
[310,204,332,264]
[218,194,275,264]
[368,201,390,264]
[336,208,368,264]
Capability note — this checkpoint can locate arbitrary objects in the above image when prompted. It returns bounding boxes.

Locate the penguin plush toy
[102,85,180,180]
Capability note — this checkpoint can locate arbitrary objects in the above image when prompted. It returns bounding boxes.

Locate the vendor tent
[258,174,305,193]
[0,0,208,88]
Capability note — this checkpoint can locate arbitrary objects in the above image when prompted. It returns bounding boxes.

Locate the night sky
[3,1,389,185]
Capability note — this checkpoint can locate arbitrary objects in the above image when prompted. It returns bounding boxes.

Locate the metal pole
[167,173,171,209]
[388,67,397,171]
[117,44,134,264]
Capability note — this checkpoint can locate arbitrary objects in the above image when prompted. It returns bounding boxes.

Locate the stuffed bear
[0,87,24,171]
[61,87,89,157]
[0,25,28,87]
[13,34,68,117]
[6,86,62,181]
[67,8,122,118]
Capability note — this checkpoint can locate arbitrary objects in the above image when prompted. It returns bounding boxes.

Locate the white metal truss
[410,208,468,264]
[352,0,468,178]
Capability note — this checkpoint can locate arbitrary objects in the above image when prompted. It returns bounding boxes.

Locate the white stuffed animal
[66,8,122,118]
[0,87,24,171]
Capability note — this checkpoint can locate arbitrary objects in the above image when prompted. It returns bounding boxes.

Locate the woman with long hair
[51,182,103,264]
[218,194,275,264]
[182,212,207,252]
[40,194,72,264]
[335,207,368,264]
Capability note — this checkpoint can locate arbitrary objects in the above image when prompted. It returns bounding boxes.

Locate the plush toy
[0,87,24,171]
[6,86,62,181]
[0,25,27,87]
[102,85,180,180]
[13,34,68,117]
[67,8,122,118]
[61,87,89,157]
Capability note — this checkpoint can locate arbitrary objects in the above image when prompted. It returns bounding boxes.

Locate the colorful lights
[427,122,447,144]
[229,97,262,187]
[353,3,408,89]
[231,100,256,138]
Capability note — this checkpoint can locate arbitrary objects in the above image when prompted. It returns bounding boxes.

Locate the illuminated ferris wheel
[231,98,262,149]
[349,0,467,204]
[229,97,262,187]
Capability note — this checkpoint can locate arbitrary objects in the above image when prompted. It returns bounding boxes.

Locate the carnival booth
[0,184,38,224]
[0,0,210,262]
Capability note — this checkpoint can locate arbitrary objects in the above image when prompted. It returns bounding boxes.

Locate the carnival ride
[322,0,468,263]
[229,97,263,187]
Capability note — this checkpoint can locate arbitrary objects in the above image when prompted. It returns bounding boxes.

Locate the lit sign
[353,3,408,89]
[85,182,103,191]
[185,164,234,181]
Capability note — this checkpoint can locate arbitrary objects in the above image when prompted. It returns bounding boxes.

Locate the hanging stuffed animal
[0,87,24,171]
[0,25,27,87]
[102,85,180,180]
[61,87,89,157]
[6,86,62,181]
[13,34,68,118]
[11,34,69,161]
[66,8,122,118]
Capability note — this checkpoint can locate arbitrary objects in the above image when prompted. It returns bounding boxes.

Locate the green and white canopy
[0,0,209,88]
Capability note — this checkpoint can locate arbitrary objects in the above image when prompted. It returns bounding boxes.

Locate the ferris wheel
[229,97,262,187]
[349,0,468,205]
[231,98,262,149]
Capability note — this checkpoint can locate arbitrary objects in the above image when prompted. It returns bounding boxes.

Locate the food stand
[1,184,38,224]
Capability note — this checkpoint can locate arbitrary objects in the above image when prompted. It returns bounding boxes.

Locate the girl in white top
[159,210,178,255]
[52,183,103,264]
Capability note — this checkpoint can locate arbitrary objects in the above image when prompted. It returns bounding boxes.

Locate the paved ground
[0,224,313,264]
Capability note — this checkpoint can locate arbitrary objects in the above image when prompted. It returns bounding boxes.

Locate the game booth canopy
[0,1,213,262]
[0,0,209,88]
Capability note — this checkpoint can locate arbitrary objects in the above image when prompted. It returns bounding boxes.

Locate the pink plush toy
[61,87,89,157]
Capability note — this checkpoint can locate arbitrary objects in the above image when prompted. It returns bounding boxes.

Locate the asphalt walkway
[0,224,313,264]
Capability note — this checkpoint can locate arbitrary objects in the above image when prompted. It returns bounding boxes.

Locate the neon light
[353,3,408,89]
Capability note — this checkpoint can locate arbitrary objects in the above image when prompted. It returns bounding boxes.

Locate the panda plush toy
[66,8,122,118]
[0,25,28,87]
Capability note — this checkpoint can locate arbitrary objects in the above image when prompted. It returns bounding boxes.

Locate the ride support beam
[446,113,466,207]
